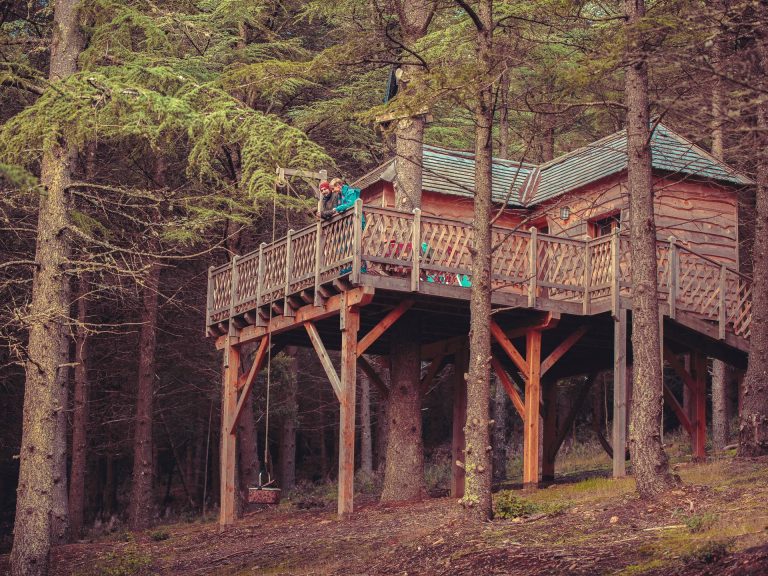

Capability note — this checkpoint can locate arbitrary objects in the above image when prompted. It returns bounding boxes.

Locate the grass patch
[494,491,567,519]
[682,539,732,565]
[74,546,152,576]
[149,529,170,542]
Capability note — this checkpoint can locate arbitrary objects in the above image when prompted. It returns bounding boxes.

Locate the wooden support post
[528,227,538,308]
[314,222,324,307]
[352,199,363,284]
[583,242,591,315]
[451,347,469,498]
[612,307,628,478]
[206,265,215,336]
[523,330,542,487]
[668,237,678,320]
[611,230,620,319]
[542,380,558,482]
[718,265,727,340]
[284,229,295,317]
[220,339,239,528]
[692,352,707,461]
[490,320,529,375]
[338,300,359,516]
[411,208,421,292]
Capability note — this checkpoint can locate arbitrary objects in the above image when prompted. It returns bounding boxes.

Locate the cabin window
[590,213,621,237]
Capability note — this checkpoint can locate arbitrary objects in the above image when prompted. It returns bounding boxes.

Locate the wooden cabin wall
[529,174,739,267]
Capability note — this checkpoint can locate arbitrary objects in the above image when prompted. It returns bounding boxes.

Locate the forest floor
[4,454,768,575]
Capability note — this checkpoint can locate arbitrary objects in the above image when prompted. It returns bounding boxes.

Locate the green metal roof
[354,124,752,208]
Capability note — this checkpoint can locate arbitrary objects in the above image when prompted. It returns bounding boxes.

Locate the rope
[263,177,278,481]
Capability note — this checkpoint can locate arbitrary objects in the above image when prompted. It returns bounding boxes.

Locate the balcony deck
[206,202,751,353]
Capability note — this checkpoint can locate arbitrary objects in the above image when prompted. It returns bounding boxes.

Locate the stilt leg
[542,380,557,482]
[613,308,628,478]
[338,302,359,516]
[692,352,707,461]
[523,330,542,487]
[451,347,469,498]
[220,338,239,528]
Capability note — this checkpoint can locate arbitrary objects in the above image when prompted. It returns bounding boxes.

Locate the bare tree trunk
[68,277,89,540]
[359,370,373,477]
[128,259,161,529]
[381,317,425,501]
[279,349,298,491]
[738,48,768,455]
[498,70,511,160]
[375,358,390,474]
[462,0,495,521]
[712,361,730,451]
[11,1,84,572]
[624,0,675,498]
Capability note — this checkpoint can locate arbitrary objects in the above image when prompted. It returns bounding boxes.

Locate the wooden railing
[207,202,752,342]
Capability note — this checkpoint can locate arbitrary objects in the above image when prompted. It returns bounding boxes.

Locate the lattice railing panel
[729,278,752,338]
[421,218,473,285]
[656,244,670,293]
[676,251,721,321]
[537,236,585,301]
[289,228,318,294]
[492,230,528,291]
[260,241,287,305]
[209,265,232,323]
[320,212,356,282]
[361,208,415,275]
[235,253,260,314]
[588,238,612,300]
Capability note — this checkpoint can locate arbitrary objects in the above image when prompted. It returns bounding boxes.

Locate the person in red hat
[317,179,340,220]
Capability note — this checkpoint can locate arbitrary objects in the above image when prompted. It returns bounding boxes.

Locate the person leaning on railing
[317,179,339,220]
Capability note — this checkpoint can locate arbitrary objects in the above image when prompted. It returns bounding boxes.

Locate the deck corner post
[256,242,267,325]
[668,236,678,320]
[351,199,363,284]
[229,256,239,336]
[206,265,215,336]
[523,329,542,487]
[338,301,360,517]
[718,265,727,340]
[528,226,538,308]
[611,229,620,319]
[411,208,422,292]
[612,307,628,478]
[220,338,240,529]
[284,229,295,317]
[583,240,591,315]
[314,221,323,306]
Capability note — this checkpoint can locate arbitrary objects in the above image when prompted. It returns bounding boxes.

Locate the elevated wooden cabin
[207,124,753,527]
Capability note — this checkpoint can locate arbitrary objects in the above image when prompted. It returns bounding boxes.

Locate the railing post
[668,236,678,320]
[611,229,620,319]
[352,199,363,284]
[314,221,323,306]
[528,226,537,308]
[228,255,239,336]
[719,264,727,340]
[411,208,421,292]
[583,240,591,315]
[284,229,295,317]
[206,265,214,336]
[256,242,266,326]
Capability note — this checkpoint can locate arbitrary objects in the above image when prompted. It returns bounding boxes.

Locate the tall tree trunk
[279,349,298,491]
[462,0,495,521]
[624,0,675,497]
[128,259,161,529]
[498,70,511,160]
[68,277,89,539]
[374,358,390,474]
[381,316,425,501]
[738,29,768,454]
[11,1,84,573]
[359,370,374,477]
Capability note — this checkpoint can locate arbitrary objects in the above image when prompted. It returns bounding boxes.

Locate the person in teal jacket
[329,178,365,227]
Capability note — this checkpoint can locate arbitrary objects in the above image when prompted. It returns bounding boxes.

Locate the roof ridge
[538,129,627,171]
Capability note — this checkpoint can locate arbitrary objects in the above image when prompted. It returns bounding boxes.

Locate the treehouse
[206,123,753,527]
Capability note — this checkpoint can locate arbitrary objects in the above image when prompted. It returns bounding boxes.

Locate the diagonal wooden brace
[229,338,269,434]
[356,300,413,357]
[490,319,529,375]
[358,355,389,399]
[541,325,589,377]
[490,355,525,418]
[305,321,343,401]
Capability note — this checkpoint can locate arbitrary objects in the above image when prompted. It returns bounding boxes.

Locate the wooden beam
[663,382,693,436]
[305,322,342,402]
[220,339,239,528]
[219,286,375,348]
[612,308,628,478]
[229,338,269,434]
[420,353,446,395]
[523,330,542,487]
[356,299,413,357]
[451,347,469,498]
[421,335,466,360]
[338,304,360,516]
[358,355,389,399]
[490,320,529,376]
[490,356,524,418]
[540,325,590,377]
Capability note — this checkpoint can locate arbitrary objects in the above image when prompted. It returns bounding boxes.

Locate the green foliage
[494,491,566,519]
[78,546,153,576]
[149,528,170,541]
[684,512,718,534]
[681,539,732,565]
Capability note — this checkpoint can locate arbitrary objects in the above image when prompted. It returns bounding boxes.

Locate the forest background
[1,0,766,563]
